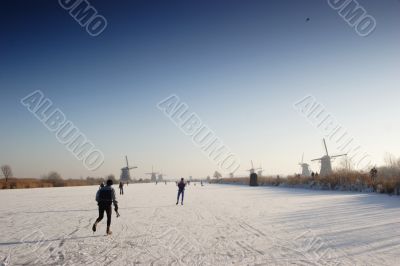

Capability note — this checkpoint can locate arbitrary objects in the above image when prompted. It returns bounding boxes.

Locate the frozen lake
[1,183,400,265]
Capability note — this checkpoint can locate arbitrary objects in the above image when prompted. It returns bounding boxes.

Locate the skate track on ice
[1,183,400,265]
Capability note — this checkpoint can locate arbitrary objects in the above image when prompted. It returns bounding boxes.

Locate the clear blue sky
[1,0,399,179]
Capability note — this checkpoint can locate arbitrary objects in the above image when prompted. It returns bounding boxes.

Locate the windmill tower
[311,139,347,176]
[145,166,158,182]
[120,156,138,181]
[299,153,311,177]
[247,160,260,186]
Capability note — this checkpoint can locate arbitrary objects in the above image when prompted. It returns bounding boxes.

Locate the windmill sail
[120,156,137,181]
[312,139,347,176]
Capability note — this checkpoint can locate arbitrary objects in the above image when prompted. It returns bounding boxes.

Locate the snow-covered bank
[1,184,399,265]
[213,173,400,195]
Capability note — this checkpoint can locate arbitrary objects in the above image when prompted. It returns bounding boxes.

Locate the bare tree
[337,157,354,171]
[44,171,64,187]
[107,174,117,183]
[384,153,398,169]
[46,171,62,180]
[377,153,400,178]
[1,165,12,182]
[213,171,222,179]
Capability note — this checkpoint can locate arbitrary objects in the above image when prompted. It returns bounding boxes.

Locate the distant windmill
[247,160,260,186]
[157,170,165,182]
[299,153,311,177]
[145,166,158,182]
[257,164,264,177]
[311,139,347,176]
[120,156,137,181]
[246,160,261,174]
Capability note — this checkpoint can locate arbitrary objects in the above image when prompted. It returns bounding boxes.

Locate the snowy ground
[1,183,400,265]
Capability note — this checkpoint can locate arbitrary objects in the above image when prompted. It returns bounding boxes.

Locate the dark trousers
[96,204,112,227]
[177,190,184,203]
[119,188,123,195]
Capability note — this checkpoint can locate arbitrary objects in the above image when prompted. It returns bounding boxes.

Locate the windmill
[145,166,158,182]
[299,153,311,177]
[120,156,138,181]
[157,170,165,182]
[311,139,347,176]
[247,160,260,186]
[246,160,261,174]
[257,164,264,177]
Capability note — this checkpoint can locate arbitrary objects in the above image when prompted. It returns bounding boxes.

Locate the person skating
[176,178,186,205]
[92,179,119,235]
[119,181,124,195]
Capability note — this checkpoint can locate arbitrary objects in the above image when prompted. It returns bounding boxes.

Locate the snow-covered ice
[1,183,400,265]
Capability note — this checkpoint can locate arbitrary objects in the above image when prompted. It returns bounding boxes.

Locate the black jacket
[96,186,118,207]
[178,181,186,191]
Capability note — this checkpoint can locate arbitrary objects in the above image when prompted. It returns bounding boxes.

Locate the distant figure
[311,172,315,178]
[176,178,186,205]
[155,181,158,185]
[93,179,118,235]
[165,181,167,185]
[119,182,124,195]
[370,167,378,180]
[315,172,319,177]
[126,181,129,186]
[201,180,203,186]
[100,182,105,189]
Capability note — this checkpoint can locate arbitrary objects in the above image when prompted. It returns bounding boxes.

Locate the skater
[119,181,124,195]
[176,178,186,205]
[92,179,119,235]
